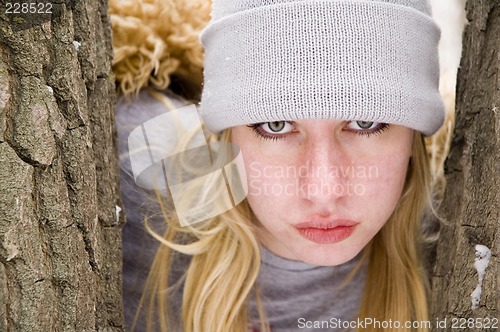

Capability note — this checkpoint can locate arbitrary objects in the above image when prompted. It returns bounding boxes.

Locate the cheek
[245,158,291,203]
[377,160,408,201]
[231,130,282,222]
[354,154,410,226]
[241,154,297,228]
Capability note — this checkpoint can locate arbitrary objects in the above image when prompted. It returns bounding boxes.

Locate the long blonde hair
[134,125,433,332]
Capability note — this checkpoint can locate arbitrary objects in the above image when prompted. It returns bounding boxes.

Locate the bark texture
[431,0,499,328]
[0,1,123,331]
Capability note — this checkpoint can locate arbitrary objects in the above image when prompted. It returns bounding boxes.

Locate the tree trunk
[0,1,123,331]
[431,0,499,329]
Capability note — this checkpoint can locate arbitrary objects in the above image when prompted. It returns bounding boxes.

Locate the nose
[297,135,351,205]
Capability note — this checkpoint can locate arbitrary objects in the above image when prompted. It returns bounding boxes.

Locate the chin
[296,244,363,266]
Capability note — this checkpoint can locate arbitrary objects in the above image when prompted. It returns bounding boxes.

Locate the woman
[121,0,445,331]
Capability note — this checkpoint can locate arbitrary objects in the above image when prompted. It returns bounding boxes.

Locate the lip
[295,219,358,244]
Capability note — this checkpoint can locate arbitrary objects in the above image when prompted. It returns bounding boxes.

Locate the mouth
[295,219,358,244]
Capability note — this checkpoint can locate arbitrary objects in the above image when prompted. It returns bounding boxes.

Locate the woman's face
[231,120,414,266]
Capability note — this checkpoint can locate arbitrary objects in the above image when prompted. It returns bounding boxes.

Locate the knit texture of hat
[199,0,445,136]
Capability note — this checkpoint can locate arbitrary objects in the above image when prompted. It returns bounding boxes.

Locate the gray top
[117,89,367,332]
[248,245,366,332]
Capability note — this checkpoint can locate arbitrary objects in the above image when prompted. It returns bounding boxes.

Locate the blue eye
[247,121,294,141]
[262,121,294,134]
[345,121,389,137]
[352,121,375,130]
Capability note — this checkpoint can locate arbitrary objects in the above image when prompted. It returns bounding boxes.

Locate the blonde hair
[109,0,211,98]
[134,123,433,332]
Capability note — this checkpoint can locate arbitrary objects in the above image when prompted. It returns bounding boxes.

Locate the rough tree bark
[431,0,499,329]
[0,1,123,331]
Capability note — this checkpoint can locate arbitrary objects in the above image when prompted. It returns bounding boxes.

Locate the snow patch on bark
[72,40,81,51]
[471,244,491,310]
[3,229,19,261]
[116,205,122,222]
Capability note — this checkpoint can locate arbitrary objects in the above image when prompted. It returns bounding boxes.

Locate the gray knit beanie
[199,0,445,136]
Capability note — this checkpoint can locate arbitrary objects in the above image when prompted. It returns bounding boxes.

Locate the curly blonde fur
[109,0,211,97]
